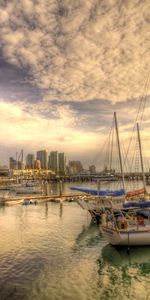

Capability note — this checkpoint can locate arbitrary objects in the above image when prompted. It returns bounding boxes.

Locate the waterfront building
[0,167,10,176]
[58,153,66,176]
[9,157,18,170]
[34,159,41,170]
[18,161,25,170]
[26,154,35,169]
[37,150,48,169]
[48,151,58,174]
[89,165,96,174]
[68,161,83,175]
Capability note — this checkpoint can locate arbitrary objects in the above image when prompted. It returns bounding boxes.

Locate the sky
[0,0,150,169]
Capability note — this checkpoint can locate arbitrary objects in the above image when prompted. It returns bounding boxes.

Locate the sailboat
[100,123,150,246]
[71,113,146,223]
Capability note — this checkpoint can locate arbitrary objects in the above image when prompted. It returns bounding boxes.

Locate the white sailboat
[101,123,150,246]
[101,220,150,246]
[72,112,145,222]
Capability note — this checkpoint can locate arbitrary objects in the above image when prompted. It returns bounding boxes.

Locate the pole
[137,123,147,195]
[59,180,62,197]
[114,112,125,191]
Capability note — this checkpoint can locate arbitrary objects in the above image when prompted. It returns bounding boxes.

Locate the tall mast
[114,112,125,191]
[137,123,147,194]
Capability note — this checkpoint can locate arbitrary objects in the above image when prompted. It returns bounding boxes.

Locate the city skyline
[0,1,150,167]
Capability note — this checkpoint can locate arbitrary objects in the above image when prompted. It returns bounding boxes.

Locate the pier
[1,172,150,183]
[0,193,85,206]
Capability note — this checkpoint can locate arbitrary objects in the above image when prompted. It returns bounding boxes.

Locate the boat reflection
[100,244,150,268]
[97,244,150,299]
[74,222,104,251]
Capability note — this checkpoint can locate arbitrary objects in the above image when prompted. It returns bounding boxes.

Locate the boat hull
[101,226,150,246]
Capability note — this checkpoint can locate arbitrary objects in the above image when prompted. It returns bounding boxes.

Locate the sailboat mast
[114,112,125,191]
[137,123,147,194]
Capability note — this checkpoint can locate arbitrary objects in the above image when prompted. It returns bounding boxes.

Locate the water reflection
[101,244,150,268]
[1,196,150,300]
[59,202,63,218]
[45,201,48,219]
[98,244,150,299]
[74,222,104,251]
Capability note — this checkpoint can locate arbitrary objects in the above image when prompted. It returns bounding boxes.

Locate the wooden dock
[0,193,85,205]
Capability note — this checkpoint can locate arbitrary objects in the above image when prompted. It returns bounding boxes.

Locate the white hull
[101,226,150,246]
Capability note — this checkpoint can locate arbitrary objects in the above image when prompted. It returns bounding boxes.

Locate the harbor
[0,180,150,300]
[0,0,149,298]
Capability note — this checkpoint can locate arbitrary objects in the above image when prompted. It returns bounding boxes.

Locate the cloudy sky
[0,0,150,169]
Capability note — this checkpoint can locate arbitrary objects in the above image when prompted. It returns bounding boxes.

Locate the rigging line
[128,133,137,174]
[135,68,150,124]
[91,133,111,166]
[103,126,113,170]
[91,116,115,166]
[139,69,150,124]
[139,138,150,171]
[121,140,129,173]
[107,118,114,170]
[109,118,115,171]
[93,117,114,169]
[124,67,150,163]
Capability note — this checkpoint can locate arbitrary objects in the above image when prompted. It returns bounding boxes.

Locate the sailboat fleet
[71,112,150,246]
[0,109,150,246]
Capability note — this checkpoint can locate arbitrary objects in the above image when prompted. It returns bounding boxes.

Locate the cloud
[1,96,150,167]
[0,100,102,161]
[0,0,149,102]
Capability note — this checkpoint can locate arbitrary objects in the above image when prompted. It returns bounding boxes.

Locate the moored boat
[101,213,150,246]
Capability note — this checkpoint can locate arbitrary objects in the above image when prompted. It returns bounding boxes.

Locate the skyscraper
[68,161,83,175]
[34,159,41,169]
[48,151,58,174]
[58,153,66,176]
[26,154,35,169]
[37,150,48,169]
[89,165,96,174]
[9,157,17,170]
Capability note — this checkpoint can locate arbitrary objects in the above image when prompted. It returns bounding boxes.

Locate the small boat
[101,219,150,246]
[14,186,43,195]
[100,202,150,246]
[21,200,37,205]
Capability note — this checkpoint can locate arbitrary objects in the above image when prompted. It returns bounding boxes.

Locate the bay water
[0,181,150,300]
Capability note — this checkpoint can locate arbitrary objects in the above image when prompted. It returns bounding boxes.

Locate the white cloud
[0,100,101,156]
[0,0,149,102]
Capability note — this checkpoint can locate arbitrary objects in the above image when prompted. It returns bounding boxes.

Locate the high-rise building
[26,154,35,169]
[89,165,96,174]
[48,151,58,174]
[18,161,25,170]
[68,161,83,175]
[9,157,17,170]
[58,153,66,175]
[34,159,41,169]
[37,150,48,169]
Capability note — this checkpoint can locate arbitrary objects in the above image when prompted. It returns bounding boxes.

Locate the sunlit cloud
[0,0,150,167]
[0,100,102,161]
[0,0,149,102]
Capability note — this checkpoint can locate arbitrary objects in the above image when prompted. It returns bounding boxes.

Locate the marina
[0,181,150,300]
[0,0,149,298]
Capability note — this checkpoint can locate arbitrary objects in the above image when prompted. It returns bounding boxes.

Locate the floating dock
[0,193,85,206]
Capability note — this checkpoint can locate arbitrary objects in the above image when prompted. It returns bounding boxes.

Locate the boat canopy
[70,186,125,196]
[123,201,150,208]
[126,188,146,197]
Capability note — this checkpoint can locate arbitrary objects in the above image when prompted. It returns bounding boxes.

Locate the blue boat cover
[137,210,150,217]
[123,202,150,208]
[70,186,125,196]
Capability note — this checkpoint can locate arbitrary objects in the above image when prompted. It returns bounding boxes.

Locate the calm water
[0,182,150,300]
